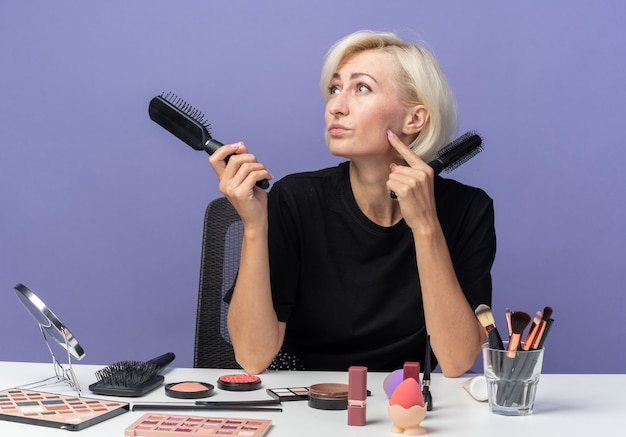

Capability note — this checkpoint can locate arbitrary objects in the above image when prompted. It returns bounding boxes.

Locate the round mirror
[14,283,85,360]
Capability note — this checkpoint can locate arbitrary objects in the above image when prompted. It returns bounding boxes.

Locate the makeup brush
[422,334,433,411]
[475,304,505,373]
[496,312,531,406]
[506,311,531,358]
[390,131,483,198]
[149,92,269,189]
[89,352,175,397]
[510,317,555,384]
[505,308,512,337]
[132,399,283,413]
[474,304,504,350]
[521,311,543,351]
[507,316,555,406]
[537,318,554,349]
[530,306,553,350]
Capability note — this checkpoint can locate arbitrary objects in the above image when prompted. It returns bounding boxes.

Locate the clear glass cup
[482,343,544,416]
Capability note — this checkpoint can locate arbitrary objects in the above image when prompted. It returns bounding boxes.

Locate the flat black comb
[89,352,175,397]
[149,92,269,189]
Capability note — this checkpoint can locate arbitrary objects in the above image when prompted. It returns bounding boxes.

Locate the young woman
[209,30,496,377]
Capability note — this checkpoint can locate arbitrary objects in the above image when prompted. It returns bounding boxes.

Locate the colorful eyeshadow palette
[0,388,129,431]
[266,387,310,402]
[125,413,272,436]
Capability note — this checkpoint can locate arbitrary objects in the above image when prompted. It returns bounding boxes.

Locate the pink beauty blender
[389,377,424,409]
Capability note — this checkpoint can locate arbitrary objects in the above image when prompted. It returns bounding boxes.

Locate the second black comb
[149,92,269,189]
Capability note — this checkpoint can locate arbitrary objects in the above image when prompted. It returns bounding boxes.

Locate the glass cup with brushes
[476,304,553,416]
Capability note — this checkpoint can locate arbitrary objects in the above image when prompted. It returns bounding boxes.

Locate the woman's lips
[328,124,349,135]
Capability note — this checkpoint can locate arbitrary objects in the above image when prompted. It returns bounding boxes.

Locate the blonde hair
[320,30,458,160]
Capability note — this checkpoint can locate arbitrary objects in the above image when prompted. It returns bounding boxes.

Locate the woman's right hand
[208,141,273,224]
[210,142,282,374]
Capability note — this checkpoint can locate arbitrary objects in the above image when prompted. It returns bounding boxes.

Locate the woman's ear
[403,104,429,135]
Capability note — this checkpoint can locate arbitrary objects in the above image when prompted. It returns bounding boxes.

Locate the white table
[0,361,621,436]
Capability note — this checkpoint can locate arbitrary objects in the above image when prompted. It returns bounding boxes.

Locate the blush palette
[0,388,129,431]
[125,413,272,436]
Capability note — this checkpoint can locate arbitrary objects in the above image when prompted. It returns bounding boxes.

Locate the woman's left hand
[385,129,438,231]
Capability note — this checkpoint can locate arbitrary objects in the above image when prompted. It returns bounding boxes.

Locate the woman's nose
[327,92,349,116]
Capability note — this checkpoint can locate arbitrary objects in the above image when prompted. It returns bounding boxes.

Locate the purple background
[1,1,624,374]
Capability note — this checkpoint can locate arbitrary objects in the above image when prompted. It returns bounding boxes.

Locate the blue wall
[1,1,625,374]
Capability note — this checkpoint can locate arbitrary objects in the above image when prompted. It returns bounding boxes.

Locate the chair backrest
[193,197,243,369]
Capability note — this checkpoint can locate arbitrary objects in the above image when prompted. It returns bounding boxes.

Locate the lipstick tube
[348,366,367,426]
[403,361,420,383]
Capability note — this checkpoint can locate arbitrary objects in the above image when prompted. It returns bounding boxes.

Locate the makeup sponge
[383,369,404,398]
[389,377,424,409]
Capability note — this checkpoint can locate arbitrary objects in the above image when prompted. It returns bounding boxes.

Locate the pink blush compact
[217,374,262,391]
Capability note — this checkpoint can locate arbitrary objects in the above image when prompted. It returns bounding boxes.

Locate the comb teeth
[434,130,483,173]
[160,92,210,128]
[94,360,159,387]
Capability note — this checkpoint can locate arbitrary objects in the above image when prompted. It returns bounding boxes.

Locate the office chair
[194,197,243,368]
[193,197,304,370]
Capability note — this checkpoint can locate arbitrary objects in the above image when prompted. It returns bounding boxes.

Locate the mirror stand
[13,283,84,397]
[17,324,82,397]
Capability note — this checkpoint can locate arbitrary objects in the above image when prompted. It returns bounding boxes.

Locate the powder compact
[165,381,214,399]
[217,374,262,391]
[307,383,349,410]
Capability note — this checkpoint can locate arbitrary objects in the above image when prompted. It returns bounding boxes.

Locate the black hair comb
[148,92,269,189]
[428,130,483,174]
[390,131,483,198]
[89,352,175,397]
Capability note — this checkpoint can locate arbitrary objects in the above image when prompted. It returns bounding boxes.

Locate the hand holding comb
[149,92,270,189]
[390,131,484,199]
[427,131,484,174]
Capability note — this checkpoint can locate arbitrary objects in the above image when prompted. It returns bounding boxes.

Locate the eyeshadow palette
[125,413,272,436]
[0,388,129,431]
[266,387,310,402]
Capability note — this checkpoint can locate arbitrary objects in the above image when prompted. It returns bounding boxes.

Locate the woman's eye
[329,85,340,95]
[357,84,371,92]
